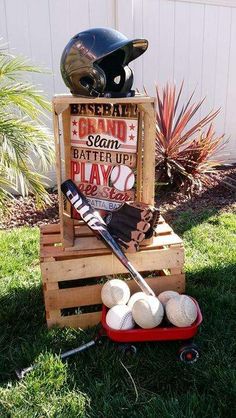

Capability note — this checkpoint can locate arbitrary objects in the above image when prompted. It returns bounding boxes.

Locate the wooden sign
[69,103,138,212]
[53,95,156,248]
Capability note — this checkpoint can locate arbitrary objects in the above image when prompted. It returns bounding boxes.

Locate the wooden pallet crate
[40,217,185,329]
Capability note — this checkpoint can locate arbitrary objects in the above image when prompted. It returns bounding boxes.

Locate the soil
[0,168,235,230]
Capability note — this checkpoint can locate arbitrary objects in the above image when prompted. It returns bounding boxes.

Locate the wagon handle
[15,328,106,380]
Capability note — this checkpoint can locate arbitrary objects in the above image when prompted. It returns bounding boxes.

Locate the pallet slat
[41,247,184,282]
[69,233,182,252]
[44,275,185,310]
[40,221,185,329]
[47,312,102,329]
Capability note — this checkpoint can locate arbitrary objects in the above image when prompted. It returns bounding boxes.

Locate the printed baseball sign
[70,103,138,212]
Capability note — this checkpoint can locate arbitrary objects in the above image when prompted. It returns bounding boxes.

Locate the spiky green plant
[155,83,226,193]
[0,44,54,210]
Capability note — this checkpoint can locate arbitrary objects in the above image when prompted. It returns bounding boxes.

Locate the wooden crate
[40,217,185,329]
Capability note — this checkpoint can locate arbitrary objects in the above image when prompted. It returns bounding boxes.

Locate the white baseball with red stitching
[166,295,198,327]
[106,304,135,330]
[101,279,130,308]
[110,164,135,191]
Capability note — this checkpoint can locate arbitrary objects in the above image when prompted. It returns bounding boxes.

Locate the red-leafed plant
[155,83,226,193]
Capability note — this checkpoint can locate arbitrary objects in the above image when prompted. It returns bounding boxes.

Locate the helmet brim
[128,39,149,62]
[95,38,148,66]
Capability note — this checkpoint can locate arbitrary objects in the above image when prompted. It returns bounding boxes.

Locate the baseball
[165,295,198,327]
[127,292,148,309]
[101,279,130,308]
[110,164,135,191]
[106,304,135,330]
[132,295,164,329]
[158,290,180,307]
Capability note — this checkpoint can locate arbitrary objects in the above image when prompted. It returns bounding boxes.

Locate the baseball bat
[61,180,155,296]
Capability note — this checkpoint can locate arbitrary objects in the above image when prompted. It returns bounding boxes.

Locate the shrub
[155,83,226,193]
[0,44,54,210]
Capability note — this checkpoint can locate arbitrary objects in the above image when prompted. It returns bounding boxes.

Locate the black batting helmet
[60,27,148,97]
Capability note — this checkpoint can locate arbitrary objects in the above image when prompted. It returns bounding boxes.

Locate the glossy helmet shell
[60,27,148,97]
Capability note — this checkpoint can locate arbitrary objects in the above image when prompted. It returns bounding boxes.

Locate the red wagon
[16,298,203,379]
[101,297,203,364]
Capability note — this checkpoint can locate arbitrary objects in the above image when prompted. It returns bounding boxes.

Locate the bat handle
[127,263,155,296]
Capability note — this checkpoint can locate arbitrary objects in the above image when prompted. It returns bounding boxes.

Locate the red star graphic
[72,120,77,126]
[129,123,135,130]
[129,134,135,141]
[72,130,77,136]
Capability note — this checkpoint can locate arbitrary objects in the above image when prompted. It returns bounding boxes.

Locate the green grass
[0,210,235,418]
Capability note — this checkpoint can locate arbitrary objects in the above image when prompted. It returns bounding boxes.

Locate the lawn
[0,209,235,418]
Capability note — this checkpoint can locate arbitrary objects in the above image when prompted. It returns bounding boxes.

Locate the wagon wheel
[118,343,137,356]
[178,343,200,364]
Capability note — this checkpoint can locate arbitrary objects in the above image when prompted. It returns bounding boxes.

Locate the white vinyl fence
[0,0,236,185]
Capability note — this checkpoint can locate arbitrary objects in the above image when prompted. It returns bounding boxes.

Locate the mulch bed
[0,168,235,230]
[156,167,236,224]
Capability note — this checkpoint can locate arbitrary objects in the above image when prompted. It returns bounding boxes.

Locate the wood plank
[188,1,205,125]
[136,109,143,201]
[154,223,173,235]
[40,215,167,238]
[41,229,182,259]
[128,274,185,295]
[74,225,95,237]
[47,311,102,329]
[42,234,62,245]
[62,107,71,177]
[132,0,143,90]
[213,6,232,132]
[200,4,219,120]
[5,0,31,62]
[44,274,185,310]
[173,1,236,10]
[41,247,184,282]
[62,215,75,248]
[53,110,64,229]
[45,284,104,309]
[158,0,175,85]
[41,246,66,259]
[41,223,61,234]
[61,103,75,247]
[224,8,236,159]
[142,103,156,206]
[44,282,59,291]
[116,0,134,39]
[142,0,160,93]
[41,245,108,259]
[174,1,191,102]
[0,0,8,43]
[68,0,91,35]
[41,220,170,244]
[71,232,183,252]
[48,0,70,93]
[89,0,115,27]
[144,233,183,247]
[53,95,155,109]
[170,268,183,275]
[62,107,74,228]
[46,309,61,321]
